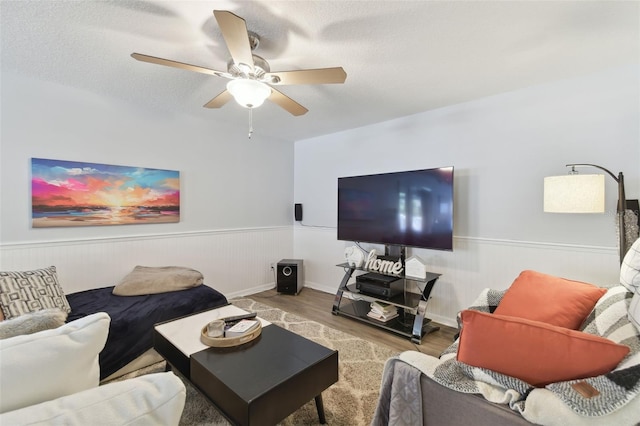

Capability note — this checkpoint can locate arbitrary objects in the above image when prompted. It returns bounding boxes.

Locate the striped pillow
[621,238,640,293]
[630,291,640,333]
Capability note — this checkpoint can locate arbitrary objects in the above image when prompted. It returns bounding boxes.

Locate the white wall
[1,66,638,320]
[0,72,295,295]
[1,72,295,242]
[294,65,639,326]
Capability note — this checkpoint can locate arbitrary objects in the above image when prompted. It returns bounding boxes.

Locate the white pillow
[620,238,640,293]
[0,312,110,413]
[0,373,186,426]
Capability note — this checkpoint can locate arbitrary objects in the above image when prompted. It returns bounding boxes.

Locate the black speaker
[277,259,303,295]
[294,203,303,221]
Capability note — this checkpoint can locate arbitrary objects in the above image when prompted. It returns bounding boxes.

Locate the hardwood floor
[248,287,457,357]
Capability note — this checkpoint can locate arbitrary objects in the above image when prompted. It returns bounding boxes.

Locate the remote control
[223,312,257,323]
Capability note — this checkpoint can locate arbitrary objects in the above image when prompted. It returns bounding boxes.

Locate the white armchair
[0,312,185,425]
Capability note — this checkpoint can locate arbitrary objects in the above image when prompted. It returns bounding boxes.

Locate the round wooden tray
[200,320,262,348]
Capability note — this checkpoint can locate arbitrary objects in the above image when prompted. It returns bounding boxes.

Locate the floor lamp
[544,163,627,265]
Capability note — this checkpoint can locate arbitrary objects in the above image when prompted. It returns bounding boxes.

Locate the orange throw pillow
[457,310,629,387]
[493,270,606,329]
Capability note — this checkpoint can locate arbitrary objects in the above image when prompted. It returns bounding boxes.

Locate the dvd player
[356,272,400,288]
[356,280,403,298]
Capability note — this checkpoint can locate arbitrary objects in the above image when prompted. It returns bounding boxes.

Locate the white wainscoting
[0,227,293,298]
[294,226,620,328]
[1,225,621,328]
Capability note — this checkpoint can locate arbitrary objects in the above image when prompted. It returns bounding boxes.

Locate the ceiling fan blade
[268,89,308,116]
[131,53,229,78]
[266,67,347,85]
[203,90,234,108]
[213,10,255,71]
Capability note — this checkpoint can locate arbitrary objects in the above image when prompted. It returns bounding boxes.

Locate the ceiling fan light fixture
[227,79,271,109]
[132,10,345,116]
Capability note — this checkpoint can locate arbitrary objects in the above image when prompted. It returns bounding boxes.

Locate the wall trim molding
[227,283,276,300]
[0,226,291,250]
[294,225,617,254]
[454,235,616,253]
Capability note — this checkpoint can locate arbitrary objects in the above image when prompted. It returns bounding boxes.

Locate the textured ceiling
[1,1,638,142]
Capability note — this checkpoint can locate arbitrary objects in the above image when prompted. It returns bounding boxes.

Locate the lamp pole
[566,164,626,264]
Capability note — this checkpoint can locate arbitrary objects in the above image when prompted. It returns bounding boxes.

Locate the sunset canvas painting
[31,158,180,227]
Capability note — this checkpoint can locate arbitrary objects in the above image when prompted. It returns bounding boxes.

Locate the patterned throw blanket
[400,285,640,424]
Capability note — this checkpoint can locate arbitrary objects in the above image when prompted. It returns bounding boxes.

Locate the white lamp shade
[543,174,605,213]
[226,79,271,109]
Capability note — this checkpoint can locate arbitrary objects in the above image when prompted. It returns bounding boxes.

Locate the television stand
[331,263,441,344]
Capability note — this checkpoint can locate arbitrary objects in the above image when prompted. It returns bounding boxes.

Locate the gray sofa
[379,360,531,425]
[372,267,640,425]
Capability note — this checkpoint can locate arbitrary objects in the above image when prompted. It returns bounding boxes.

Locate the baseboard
[302,282,336,295]
[226,282,276,300]
[427,313,457,329]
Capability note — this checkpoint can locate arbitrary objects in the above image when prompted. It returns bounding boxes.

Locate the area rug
[117,298,399,425]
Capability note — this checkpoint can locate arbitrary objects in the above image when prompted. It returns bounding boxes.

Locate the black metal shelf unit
[331,262,441,344]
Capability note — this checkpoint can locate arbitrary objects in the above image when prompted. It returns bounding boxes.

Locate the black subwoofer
[277,259,303,295]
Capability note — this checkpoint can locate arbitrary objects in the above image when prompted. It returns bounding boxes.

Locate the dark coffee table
[154,306,338,425]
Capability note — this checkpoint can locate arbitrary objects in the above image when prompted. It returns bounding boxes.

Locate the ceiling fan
[131,10,347,117]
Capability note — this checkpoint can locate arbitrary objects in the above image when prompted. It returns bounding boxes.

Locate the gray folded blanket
[112,265,204,296]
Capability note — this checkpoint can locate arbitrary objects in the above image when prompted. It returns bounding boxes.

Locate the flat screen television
[337,167,454,251]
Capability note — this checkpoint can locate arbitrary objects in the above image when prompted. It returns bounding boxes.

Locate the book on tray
[370,301,396,314]
[366,310,399,322]
[367,301,398,322]
[224,319,260,337]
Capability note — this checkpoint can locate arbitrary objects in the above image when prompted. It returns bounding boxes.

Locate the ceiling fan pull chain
[248,108,254,139]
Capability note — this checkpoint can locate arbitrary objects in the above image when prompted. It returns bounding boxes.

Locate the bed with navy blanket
[66,285,228,379]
